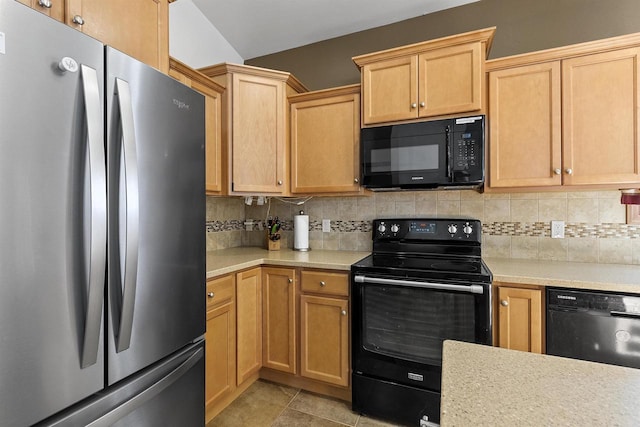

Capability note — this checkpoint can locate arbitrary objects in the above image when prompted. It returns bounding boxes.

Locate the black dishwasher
[547,288,640,369]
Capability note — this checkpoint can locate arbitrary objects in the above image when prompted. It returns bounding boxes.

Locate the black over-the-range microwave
[360,115,485,190]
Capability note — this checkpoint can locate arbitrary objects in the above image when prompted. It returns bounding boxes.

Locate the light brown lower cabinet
[205,274,236,423]
[300,295,349,387]
[236,268,262,386]
[206,267,352,422]
[496,284,544,353]
[261,267,297,373]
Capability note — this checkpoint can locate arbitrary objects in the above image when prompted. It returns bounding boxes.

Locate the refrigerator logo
[173,99,190,110]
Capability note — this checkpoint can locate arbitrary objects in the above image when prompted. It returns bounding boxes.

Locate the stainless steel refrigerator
[0,1,206,426]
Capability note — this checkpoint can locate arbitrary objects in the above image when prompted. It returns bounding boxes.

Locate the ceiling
[192,0,480,60]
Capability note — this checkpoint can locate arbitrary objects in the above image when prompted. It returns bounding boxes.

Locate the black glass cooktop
[352,254,492,284]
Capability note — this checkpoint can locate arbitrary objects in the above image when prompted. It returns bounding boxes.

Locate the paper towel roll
[293,212,310,251]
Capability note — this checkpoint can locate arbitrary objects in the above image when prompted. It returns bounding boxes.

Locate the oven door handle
[353,275,485,294]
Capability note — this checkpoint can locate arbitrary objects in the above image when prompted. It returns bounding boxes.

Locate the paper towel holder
[293,210,311,252]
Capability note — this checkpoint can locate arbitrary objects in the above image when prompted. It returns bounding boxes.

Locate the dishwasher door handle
[610,310,640,319]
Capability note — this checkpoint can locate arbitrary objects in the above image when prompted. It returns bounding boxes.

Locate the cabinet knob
[419,102,425,108]
[565,168,573,175]
[320,281,326,287]
[72,15,85,25]
[411,103,417,109]
[207,292,215,299]
[288,278,293,283]
[500,300,509,307]
[341,310,347,316]
[354,178,359,184]
[38,0,52,9]
[554,168,561,175]
[277,180,283,186]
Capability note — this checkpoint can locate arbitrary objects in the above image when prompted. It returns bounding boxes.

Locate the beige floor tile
[207,380,298,427]
[288,391,359,426]
[272,408,344,427]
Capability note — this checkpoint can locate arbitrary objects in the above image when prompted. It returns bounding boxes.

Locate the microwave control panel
[451,116,484,182]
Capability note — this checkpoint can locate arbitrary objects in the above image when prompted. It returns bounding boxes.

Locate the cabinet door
[191,79,224,194]
[361,56,417,124]
[300,295,349,387]
[17,0,64,21]
[562,47,640,186]
[418,42,482,118]
[205,302,235,417]
[236,268,262,386]
[488,62,562,188]
[231,73,285,193]
[262,267,296,373]
[66,0,169,72]
[498,286,543,353]
[290,92,360,193]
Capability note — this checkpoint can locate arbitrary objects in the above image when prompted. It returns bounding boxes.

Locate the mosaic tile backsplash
[206,190,640,265]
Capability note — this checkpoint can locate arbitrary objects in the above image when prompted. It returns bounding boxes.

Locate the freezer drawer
[37,341,205,427]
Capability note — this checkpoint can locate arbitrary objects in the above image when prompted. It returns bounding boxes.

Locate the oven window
[361,285,475,365]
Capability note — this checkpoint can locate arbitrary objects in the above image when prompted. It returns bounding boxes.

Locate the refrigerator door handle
[114,78,140,353]
[80,64,107,369]
[85,346,204,427]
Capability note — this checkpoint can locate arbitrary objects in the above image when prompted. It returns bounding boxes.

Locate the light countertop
[206,247,369,279]
[206,248,640,293]
[485,257,640,293]
[440,340,640,426]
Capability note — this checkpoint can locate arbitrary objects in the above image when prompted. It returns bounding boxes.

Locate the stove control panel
[373,218,481,243]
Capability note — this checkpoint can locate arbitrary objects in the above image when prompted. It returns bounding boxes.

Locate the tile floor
[207,379,402,427]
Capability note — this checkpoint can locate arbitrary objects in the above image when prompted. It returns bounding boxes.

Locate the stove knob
[391,224,399,233]
[377,223,386,233]
[464,223,473,235]
[448,224,458,234]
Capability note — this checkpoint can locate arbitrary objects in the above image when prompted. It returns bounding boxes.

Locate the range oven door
[351,273,492,391]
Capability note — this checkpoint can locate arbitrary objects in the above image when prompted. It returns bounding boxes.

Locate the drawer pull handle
[500,300,508,307]
[72,15,85,25]
[38,0,52,9]
[320,281,326,287]
[207,292,215,299]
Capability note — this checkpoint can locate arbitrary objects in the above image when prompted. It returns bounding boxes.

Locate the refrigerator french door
[0,2,206,426]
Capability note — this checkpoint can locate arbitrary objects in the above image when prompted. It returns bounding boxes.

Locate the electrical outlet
[551,220,565,238]
[322,219,331,232]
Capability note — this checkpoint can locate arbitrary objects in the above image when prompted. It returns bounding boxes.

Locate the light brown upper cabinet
[66,0,169,72]
[200,64,307,195]
[169,58,225,194]
[289,84,361,194]
[17,0,64,21]
[17,0,169,72]
[353,28,495,126]
[487,34,640,190]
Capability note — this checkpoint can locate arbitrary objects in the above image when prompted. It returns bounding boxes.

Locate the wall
[206,191,640,265]
[169,0,243,68]
[245,0,640,90]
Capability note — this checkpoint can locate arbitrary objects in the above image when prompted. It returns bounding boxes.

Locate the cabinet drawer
[206,275,235,309]
[301,271,349,296]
